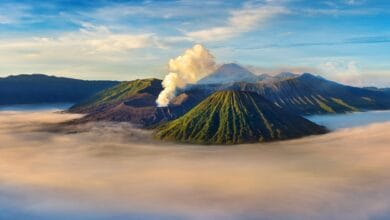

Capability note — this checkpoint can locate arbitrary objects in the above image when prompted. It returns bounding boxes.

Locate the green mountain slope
[69,78,162,113]
[155,91,327,144]
[68,78,201,127]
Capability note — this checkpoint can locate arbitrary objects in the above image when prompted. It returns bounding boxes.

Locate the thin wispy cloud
[0,23,163,56]
[186,3,287,41]
[0,3,31,24]
[230,35,390,50]
[301,7,386,16]
[78,23,165,52]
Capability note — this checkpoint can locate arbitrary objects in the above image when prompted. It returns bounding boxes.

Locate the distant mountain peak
[301,72,316,77]
[218,63,247,70]
[197,63,257,84]
[274,72,299,79]
[213,63,255,76]
[298,73,328,81]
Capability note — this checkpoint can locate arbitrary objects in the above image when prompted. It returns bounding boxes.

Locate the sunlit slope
[69,78,162,113]
[155,91,326,144]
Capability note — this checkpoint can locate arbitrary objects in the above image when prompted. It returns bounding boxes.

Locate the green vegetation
[70,78,162,112]
[331,98,358,111]
[317,95,328,102]
[155,91,326,145]
[361,97,373,102]
[313,97,335,113]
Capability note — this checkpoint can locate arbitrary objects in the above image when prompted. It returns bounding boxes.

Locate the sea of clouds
[0,110,390,220]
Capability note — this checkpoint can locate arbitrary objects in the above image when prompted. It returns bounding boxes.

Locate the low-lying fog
[0,109,390,220]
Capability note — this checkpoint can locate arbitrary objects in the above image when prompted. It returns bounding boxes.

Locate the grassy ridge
[155,90,326,144]
[69,78,162,112]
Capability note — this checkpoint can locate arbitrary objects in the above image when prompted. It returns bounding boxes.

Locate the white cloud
[186,4,287,41]
[0,23,162,55]
[0,23,166,79]
[345,0,363,5]
[75,23,164,52]
[319,60,363,86]
[86,34,158,52]
[80,1,228,25]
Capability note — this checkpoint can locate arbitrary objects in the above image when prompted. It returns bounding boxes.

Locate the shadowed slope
[234,73,390,114]
[0,74,118,105]
[155,91,327,144]
[187,73,390,115]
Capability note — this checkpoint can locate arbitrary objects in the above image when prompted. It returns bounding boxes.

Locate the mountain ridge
[0,74,119,105]
[155,90,327,144]
[68,78,201,127]
[68,71,390,127]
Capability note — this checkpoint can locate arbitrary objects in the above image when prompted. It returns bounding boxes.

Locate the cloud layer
[0,110,390,219]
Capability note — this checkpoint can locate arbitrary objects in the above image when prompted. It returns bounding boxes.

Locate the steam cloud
[156,44,216,107]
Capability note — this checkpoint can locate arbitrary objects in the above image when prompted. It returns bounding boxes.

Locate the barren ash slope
[155,91,327,145]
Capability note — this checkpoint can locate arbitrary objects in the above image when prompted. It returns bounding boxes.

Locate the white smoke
[156,44,216,107]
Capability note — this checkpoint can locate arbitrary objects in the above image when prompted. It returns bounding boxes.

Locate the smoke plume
[156,44,216,107]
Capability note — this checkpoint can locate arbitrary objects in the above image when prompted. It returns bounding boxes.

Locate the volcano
[197,63,257,84]
[155,90,327,144]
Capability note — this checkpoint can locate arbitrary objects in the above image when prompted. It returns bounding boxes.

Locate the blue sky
[0,0,389,86]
